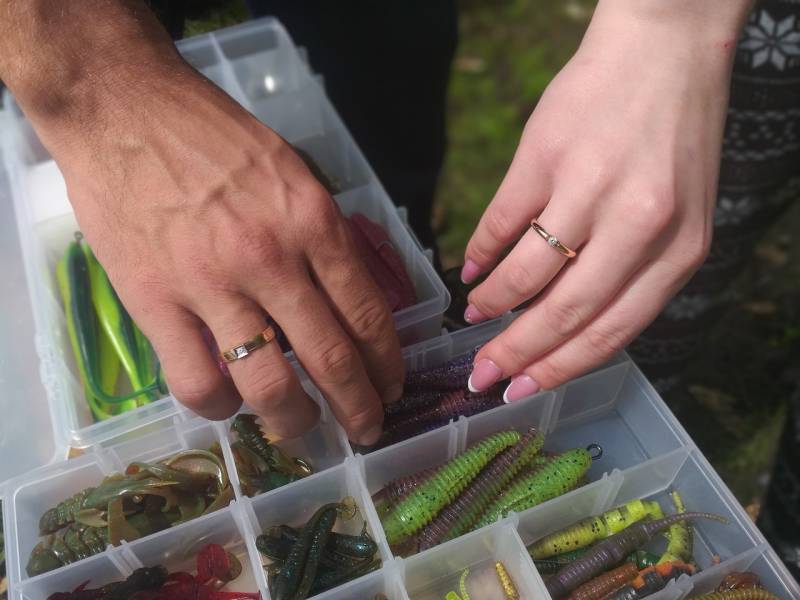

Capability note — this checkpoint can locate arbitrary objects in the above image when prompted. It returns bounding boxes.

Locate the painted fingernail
[461,260,481,284]
[468,358,503,393]
[357,424,384,447]
[383,383,404,404]
[464,304,488,325]
[503,375,541,403]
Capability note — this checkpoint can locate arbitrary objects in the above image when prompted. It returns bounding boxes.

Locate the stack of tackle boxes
[0,17,797,600]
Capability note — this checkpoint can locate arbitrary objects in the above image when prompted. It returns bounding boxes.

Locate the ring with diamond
[530,219,577,258]
[220,326,277,364]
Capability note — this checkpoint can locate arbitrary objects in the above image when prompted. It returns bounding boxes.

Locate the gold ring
[530,219,577,258]
[220,326,277,363]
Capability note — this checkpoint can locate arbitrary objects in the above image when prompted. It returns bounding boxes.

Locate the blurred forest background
[191,0,800,515]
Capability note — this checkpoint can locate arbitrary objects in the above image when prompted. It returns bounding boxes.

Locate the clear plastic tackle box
[1,17,798,600]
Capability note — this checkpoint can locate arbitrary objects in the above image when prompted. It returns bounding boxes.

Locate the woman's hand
[0,2,404,445]
[461,0,752,400]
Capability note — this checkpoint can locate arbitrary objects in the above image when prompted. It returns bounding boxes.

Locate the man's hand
[461,0,753,399]
[0,1,404,444]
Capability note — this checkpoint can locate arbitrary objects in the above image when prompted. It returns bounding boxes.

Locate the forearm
[0,1,187,152]
[583,0,754,79]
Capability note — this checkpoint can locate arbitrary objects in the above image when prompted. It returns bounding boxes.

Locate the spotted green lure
[381,430,521,545]
[527,499,664,559]
[658,491,692,564]
[475,447,593,528]
[417,429,545,551]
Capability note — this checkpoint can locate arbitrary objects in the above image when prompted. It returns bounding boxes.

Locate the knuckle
[235,228,285,269]
[240,366,295,407]
[503,261,538,300]
[344,402,383,438]
[350,294,394,340]
[535,355,574,388]
[584,322,628,361]
[489,336,530,374]
[170,372,219,412]
[469,209,515,263]
[633,188,677,238]
[316,338,359,384]
[541,299,586,339]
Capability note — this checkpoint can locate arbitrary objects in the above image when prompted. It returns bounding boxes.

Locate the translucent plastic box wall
[3,317,799,600]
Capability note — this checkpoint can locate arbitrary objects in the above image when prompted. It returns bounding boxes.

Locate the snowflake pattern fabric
[628,0,800,393]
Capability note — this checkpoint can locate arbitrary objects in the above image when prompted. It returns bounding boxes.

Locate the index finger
[462,145,551,283]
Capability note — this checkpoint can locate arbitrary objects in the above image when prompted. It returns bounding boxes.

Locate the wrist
[592,0,753,41]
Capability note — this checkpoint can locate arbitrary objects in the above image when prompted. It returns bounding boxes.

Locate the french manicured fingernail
[358,424,384,447]
[503,375,541,403]
[461,260,481,284]
[468,358,502,393]
[464,304,488,324]
[383,383,404,404]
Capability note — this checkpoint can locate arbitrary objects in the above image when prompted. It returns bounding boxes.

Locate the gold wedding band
[220,326,277,363]
[530,219,577,258]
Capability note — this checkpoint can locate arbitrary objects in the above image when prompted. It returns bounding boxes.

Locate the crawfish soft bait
[545,512,726,599]
[495,562,519,599]
[381,430,521,545]
[658,491,692,565]
[475,447,593,528]
[693,592,779,600]
[565,562,638,600]
[418,429,545,551]
[27,523,110,577]
[528,499,664,559]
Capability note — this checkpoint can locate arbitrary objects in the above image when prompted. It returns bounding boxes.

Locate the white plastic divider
[401,520,548,600]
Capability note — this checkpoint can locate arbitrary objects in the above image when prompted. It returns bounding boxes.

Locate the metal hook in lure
[586,443,603,460]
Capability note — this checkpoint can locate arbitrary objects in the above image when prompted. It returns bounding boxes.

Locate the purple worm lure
[403,348,480,392]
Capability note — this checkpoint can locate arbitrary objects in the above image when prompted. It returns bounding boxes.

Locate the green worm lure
[527,498,664,559]
[475,447,593,528]
[658,490,692,564]
[381,430,521,545]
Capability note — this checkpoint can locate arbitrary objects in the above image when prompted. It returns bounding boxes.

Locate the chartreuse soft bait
[57,234,164,420]
[528,499,664,559]
[381,430,521,545]
[658,491,693,564]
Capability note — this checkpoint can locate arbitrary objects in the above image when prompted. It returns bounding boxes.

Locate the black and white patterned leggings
[628,0,800,393]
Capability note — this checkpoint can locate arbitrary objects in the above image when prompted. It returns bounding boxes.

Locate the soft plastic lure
[495,561,519,599]
[546,512,726,599]
[528,499,664,559]
[693,592,779,600]
[602,561,695,600]
[658,491,692,564]
[475,447,593,528]
[381,430,521,545]
[417,429,545,551]
[565,562,638,600]
[403,348,480,392]
[372,465,441,517]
